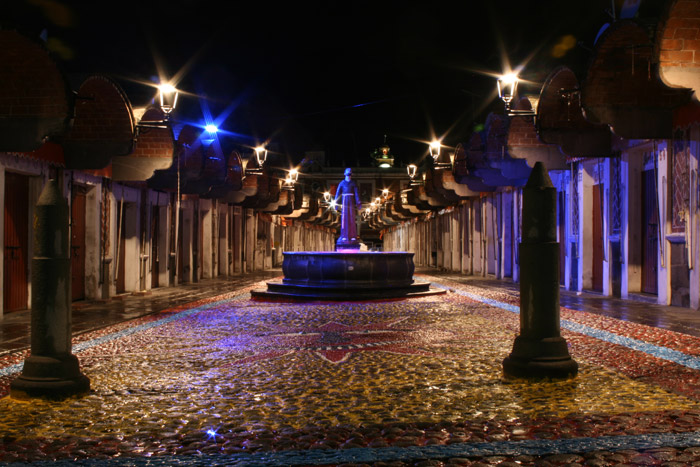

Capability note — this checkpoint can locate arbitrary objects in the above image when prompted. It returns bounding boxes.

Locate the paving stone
[2,274,700,465]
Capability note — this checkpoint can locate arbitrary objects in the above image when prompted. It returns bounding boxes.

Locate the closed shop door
[116,202,126,294]
[642,169,658,295]
[592,184,604,292]
[71,186,87,301]
[151,205,159,289]
[3,172,29,312]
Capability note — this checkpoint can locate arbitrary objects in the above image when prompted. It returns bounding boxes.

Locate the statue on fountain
[334,167,362,250]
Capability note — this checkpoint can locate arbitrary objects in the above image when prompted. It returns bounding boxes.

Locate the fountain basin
[252,251,445,301]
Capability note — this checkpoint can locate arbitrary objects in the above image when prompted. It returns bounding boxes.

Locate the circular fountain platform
[251,251,446,301]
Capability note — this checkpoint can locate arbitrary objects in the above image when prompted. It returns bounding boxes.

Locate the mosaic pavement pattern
[2,276,700,465]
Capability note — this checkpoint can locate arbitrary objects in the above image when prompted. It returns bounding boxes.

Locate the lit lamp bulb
[407,164,417,179]
[382,188,389,198]
[497,73,519,110]
[254,146,267,167]
[429,140,441,162]
[323,191,331,203]
[158,83,179,118]
[289,168,299,183]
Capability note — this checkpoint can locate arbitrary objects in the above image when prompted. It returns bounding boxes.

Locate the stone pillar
[11,179,90,399]
[503,162,578,380]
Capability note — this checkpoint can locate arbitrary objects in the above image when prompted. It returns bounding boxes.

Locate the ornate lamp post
[497,73,577,380]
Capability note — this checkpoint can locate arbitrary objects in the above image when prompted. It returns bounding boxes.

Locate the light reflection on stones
[0,280,699,462]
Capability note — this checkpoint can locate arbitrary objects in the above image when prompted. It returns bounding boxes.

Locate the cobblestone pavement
[3,272,700,465]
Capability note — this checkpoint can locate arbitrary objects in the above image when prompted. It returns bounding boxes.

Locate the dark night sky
[4,0,641,166]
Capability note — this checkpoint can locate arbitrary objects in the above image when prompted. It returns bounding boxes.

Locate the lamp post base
[502,336,578,380]
[10,354,90,400]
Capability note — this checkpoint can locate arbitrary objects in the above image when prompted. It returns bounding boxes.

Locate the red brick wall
[0,30,71,119]
[66,75,134,143]
[538,67,584,131]
[132,107,175,159]
[659,0,700,70]
[583,20,688,111]
[506,98,548,148]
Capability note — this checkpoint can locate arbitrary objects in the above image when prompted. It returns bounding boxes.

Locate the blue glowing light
[205,124,218,134]
[205,427,220,440]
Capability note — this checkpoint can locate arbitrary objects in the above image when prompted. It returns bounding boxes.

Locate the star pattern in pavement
[221,317,445,364]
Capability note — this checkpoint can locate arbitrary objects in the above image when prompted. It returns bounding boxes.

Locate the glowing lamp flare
[429,140,441,161]
[254,146,267,167]
[158,83,179,115]
[288,168,299,182]
[497,73,519,105]
[407,164,418,179]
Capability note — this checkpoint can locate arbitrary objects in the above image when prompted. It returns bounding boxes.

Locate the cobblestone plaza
[2,274,700,465]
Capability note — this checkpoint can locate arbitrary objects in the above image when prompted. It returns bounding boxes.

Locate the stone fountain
[252,169,444,301]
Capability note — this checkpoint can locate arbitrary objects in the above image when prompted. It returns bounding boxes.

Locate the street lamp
[245,145,267,176]
[159,83,179,120]
[497,73,518,113]
[430,140,451,169]
[429,140,441,160]
[135,82,180,136]
[255,145,267,167]
[407,164,423,186]
[282,168,299,191]
[497,73,536,118]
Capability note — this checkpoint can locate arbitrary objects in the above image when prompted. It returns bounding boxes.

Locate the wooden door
[192,205,200,282]
[71,186,87,301]
[116,201,126,293]
[558,191,566,285]
[642,169,658,294]
[592,184,604,291]
[178,207,185,283]
[3,172,29,312]
[151,205,160,288]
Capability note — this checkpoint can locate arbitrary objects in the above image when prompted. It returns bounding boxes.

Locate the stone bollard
[503,162,578,380]
[10,179,90,399]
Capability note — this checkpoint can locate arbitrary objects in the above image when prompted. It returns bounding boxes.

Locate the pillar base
[502,335,578,380]
[10,354,90,400]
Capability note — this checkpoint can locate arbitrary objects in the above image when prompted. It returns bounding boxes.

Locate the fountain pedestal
[252,251,444,301]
